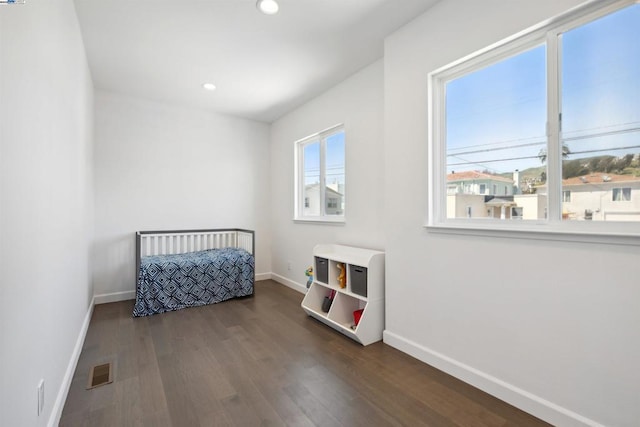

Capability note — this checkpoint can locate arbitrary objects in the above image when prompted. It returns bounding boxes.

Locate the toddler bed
[134,228,254,317]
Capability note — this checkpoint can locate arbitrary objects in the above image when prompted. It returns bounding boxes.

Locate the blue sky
[446,3,640,175]
[304,131,345,187]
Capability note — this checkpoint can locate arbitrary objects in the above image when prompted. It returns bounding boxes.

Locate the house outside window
[295,125,345,221]
[429,0,640,236]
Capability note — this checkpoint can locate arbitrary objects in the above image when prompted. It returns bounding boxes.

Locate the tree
[597,156,615,173]
[539,171,547,183]
[562,159,588,179]
[619,153,634,170]
[587,157,600,172]
[538,144,571,164]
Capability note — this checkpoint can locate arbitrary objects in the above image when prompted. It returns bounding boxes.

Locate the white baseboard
[255,272,272,281]
[382,330,603,427]
[48,296,95,427]
[270,273,307,294]
[94,290,136,304]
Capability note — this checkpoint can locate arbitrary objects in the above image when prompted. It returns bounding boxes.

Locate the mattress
[133,247,254,317]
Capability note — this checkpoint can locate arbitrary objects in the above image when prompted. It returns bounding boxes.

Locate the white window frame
[612,187,631,202]
[428,0,640,242]
[511,207,524,220]
[294,124,345,223]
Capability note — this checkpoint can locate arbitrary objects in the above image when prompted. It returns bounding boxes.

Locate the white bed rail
[135,229,254,281]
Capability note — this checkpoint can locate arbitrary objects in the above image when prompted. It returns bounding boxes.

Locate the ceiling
[73,0,439,123]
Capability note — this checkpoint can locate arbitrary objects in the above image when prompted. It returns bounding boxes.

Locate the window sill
[294,216,346,225]
[426,221,640,246]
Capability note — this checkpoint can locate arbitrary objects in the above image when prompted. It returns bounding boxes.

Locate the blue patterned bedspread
[133,247,254,317]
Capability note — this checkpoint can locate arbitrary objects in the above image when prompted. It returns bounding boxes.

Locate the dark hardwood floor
[60,280,549,427]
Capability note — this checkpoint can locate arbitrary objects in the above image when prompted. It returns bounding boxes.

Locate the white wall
[93,91,271,297]
[383,1,640,426]
[0,1,94,426]
[269,60,385,290]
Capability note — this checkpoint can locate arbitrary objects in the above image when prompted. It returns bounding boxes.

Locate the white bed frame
[135,228,255,283]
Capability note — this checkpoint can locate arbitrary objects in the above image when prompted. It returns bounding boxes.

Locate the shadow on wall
[92,233,136,296]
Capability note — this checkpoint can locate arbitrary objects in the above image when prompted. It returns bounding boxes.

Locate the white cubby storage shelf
[301,244,385,346]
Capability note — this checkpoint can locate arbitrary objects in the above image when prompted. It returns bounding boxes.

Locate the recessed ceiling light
[202,83,216,91]
[256,0,279,15]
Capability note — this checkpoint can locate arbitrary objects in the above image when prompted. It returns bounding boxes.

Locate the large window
[430,0,640,235]
[295,125,345,221]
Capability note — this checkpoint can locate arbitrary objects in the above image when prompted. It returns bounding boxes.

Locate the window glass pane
[561,4,640,222]
[325,131,345,215]
[445,45,547,220]
[303,142,320,216]
[612,188,631,202]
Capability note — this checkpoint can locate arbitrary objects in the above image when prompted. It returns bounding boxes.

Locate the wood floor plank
[251,374,317,427]
[283,381,343,427]
[60,280,551,427]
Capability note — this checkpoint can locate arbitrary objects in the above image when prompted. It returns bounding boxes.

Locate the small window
[479,184,486,194]
[295,125,345,221]
[612,188,631,202]
[511,207,523,219]
[563,191,571,202]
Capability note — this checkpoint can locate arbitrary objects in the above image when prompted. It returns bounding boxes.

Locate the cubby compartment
[329,259,347,289]
[301,282,332,317]
[329,293,366,331]
[302,244,384,346]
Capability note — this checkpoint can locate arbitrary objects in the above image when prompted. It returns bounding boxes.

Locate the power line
[448,144,640,167]
[562,120,640,137]
[448,134,545,152]
[447,121,640,154]
[448,154,542,166]
[448,140,545,156]
[447,127,640,167]
[562,125,640,142]
[569,144,640,156]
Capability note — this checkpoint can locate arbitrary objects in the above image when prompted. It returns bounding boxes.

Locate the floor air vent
[87,362,113,389]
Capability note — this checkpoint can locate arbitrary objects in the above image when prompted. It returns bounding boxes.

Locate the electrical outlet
[37,379,44,416]
[287,261,292,271]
